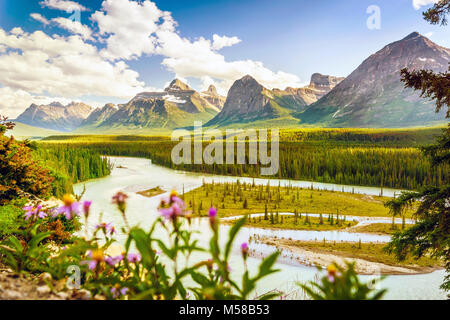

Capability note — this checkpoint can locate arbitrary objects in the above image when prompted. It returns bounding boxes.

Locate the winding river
[74,156,446,300]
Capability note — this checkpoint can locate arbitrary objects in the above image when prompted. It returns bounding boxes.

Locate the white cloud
[412,0,439,10]
[0,0,303,117]
[51,17,93,40]
[91,0,167,60]
[0,28,147,102]
[154,29,301,93]
[30,13,50,25]
[425,32,433,37]
[212,34,242,51]
[40,0,88,12]
[0,87,74,118]
[93,0,301,93]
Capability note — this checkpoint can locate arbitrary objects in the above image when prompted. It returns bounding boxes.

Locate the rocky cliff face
[81,104,118,127]
[274,73,345,107]
[302,32,450,127]
[207,75,278,126]
[206,73,344,127]
[16,102,92,131]
[201,85,226,110]
[133,79,220,114]
[78,79,220,131]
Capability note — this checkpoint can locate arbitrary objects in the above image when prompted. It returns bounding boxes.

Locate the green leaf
[129,228,153,266]
[224,217,246,261]
[256,251,280,280]
[29,232,52,250]
[6,236,23,253]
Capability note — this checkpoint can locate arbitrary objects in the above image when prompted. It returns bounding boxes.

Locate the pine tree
[264,203,268,220]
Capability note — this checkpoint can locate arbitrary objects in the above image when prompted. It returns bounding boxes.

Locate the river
[74,156,446,300]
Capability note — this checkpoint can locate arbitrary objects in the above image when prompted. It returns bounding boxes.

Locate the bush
[0,199,27,239]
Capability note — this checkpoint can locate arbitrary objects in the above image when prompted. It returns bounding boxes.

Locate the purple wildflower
[209,207,218,229]
[127,253,141,263]
[83,201,92,217]
[81,249,104,271]
[57,201,80,220]
[111,286,128,298]
[96,222,116,235]
[23,205,46,220]
[105,255,124,267]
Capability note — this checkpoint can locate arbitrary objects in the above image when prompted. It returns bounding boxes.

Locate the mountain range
[300,32,450,127]
[16,101,92,132]
[14,32,449,132]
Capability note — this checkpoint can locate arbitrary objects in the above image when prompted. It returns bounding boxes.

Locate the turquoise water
[74,156,446,300]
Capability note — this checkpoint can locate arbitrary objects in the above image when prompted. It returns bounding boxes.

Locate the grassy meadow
[182,182,411,218]
[224,214,358,231]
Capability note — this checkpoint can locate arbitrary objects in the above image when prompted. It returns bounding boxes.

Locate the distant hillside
[77,79,220,132]
[7,122,62,139]
[201,85,226,110]
[300,32,450,128]
[16,102,93,131]
[206,73,343,128]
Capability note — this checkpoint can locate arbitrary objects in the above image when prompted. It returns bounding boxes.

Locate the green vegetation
[0,199,26,239]
[225,213,357,231]
[0,192,282,300]
[1,118,109,246]
[350,223,414,235]
[33,143,112,198]
[136,187,165,198]
[39,126,448,190]
[7,122,62,139]
[183,182,404,218]
[1,119,54,204]
[299,263,387,300]
[384,0,450,293]
[265,239,442,270]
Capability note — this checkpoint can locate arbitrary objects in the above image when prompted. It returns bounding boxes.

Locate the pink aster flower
[81,249,104,270]
[95,222,116,236]
[105,255,124,267]
[127,253,141,263]
[57,202,80,220]
[111,286,128,299]
[23,205,46,220]
[83,201,92,217]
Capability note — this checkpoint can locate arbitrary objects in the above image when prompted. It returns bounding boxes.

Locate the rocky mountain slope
[274,73,344,106]
[80,104,118,128]
[201,85,226,110]
[206,73,343,127]
[16,102,92,131]
[301,32,450,127]
[78,79,220,131]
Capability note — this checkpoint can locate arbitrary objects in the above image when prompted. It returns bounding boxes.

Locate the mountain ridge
[300,32,450,127]
[16,101,93,131]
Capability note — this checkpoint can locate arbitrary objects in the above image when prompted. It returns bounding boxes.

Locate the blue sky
[0,0,448,117]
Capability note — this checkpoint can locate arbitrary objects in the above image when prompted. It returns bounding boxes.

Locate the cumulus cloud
[412,0,439,10]
[0,87,74,118]
[30,13,50,25]
[212,34,242,51]
[93,0,301,92]
[1,0,303,117]
[0,28,147,100]
[40,0,88,12]
[91,0,167,60]
[51,17,93,40]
